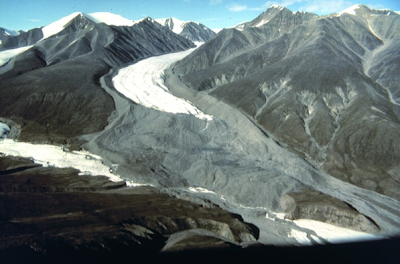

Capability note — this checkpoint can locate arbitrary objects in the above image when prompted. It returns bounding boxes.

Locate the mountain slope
[156,17,216,43]
[0,12,195,143]
[173,5,400,199]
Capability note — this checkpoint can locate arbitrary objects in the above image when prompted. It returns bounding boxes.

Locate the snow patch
[188,187,217,194]
[193,41,204,47]
[126,182,156,187]
[385,87,400,106]
[0,139,125,183]
[293,219,383,244]
[85,12,134,26]
[270,5,284,10]
[0,45,32,67]
[255,19,270,27]
[371,106,388,116]
[155,17,187,34]
[288,229,312,245]
[337,4,361,16]
[3,29,20,36]
[41,12,82,40]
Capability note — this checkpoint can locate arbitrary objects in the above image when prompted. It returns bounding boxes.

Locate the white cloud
[229,4,248,12]
[24,19,41,22]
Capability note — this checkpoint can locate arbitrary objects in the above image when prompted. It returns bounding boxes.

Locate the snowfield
[155,17,187,34]
[0,46,32,74]
[293,219,384,244]
[0,139,122,182]
[84,12,135,26]
[112,49,213,121]
[0,139,152,188]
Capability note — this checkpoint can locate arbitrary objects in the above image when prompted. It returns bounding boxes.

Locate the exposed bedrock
[281,190,380,233]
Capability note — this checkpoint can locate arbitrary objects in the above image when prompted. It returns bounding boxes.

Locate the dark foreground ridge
[1,234,400,264]
[0,156,399,264]
[0,156,258,261]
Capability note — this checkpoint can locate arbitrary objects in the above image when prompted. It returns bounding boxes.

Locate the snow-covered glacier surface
[112,49,212,121]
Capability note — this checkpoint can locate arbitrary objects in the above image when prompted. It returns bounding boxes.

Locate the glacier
[112,49,212,121]
[79,48,400,245]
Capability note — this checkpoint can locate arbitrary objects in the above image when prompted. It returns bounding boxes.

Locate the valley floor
[1,48,400,249]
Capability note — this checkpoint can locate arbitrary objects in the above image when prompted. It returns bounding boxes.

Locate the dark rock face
[236,6,317,30]
[281,190,380,233]
[156,18,217,43]
[105,18,196,66]
[0,27,43,50]
[180,22,217,43]
[173,5,400,199]
[0,156,258,258]
[0,13,195,144]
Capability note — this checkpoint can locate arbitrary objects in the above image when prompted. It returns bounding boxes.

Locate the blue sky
[1,0,399,31]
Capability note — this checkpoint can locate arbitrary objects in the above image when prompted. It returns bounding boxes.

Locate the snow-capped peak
[270,4,285,10]
[84,12,134,26]
[132,17,157,25]
[2,28,20,36]
[155,17,187,34]
[39,12,136,42]
[41,12,82,39]
[337,4,363,16]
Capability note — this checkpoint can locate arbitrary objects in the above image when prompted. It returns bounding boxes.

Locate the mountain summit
[235,5,318,29]
[156,17,216,43]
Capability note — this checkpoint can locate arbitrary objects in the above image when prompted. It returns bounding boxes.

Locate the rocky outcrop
[281,190,380,233]
[156,18,216,43]
[0,27,43,50]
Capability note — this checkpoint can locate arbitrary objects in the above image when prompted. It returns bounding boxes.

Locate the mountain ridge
[173,4,400,200]
[156,17,217,43]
